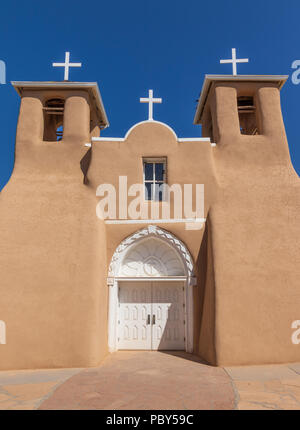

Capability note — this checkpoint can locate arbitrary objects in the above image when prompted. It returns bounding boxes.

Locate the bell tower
[194,75,290,165]
[0,80,110,370]
[12,81,108,146]
[193,75,300,366]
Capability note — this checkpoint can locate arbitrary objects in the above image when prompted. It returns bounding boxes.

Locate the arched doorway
[107,225,196,352]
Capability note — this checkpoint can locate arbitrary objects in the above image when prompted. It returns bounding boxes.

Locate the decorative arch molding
[107,225,196,353]
[107,225,196,286]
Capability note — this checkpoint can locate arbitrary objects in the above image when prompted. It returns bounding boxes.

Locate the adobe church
[0,51,299,370]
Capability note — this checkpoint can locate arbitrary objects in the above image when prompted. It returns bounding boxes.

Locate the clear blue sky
[0,0,299,189]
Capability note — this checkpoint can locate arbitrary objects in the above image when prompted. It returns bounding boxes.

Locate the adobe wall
[0,90,108,370]
[200,82,300,365]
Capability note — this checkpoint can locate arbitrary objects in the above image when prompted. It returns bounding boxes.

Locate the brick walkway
[0,352,299,410]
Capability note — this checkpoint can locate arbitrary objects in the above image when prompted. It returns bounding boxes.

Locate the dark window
[237,96,259,135]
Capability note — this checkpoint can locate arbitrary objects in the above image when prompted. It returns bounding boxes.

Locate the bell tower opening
[56,124,63,142]
[237,95,259,135]
[43,98,65,142]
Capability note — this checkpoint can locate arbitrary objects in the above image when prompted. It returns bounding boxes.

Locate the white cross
[220,48,249,76]
[52,51,82,81]
[140,89,162,121]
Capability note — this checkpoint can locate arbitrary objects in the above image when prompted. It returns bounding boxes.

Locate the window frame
[142,157,167,201]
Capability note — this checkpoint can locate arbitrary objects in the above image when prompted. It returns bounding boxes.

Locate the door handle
[147,314,151,325]
[152,314,156,325]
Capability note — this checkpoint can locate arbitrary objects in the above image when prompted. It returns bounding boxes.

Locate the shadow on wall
[195,219,208,346]
[194,215,217,364]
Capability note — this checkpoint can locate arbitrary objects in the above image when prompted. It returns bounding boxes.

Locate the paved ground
[0,367,81,410]
[0,352,299,410]
[226,362,300,410]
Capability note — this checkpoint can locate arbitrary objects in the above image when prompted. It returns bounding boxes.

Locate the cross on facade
[52,51,82,81]
[220,48,249,76]
[140,89,162,121]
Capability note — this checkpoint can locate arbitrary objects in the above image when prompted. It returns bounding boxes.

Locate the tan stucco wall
[0,80,299,369]
[0,89,108,370]
[200,82,300,365]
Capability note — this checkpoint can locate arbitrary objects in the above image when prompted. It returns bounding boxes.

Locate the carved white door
[118,281,185,350]
[118,281,152,349]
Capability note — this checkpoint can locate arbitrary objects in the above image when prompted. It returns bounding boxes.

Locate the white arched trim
[124,120,178,140]
[91,120,211,144]
[107,225,196,353]
[107,225,196,284]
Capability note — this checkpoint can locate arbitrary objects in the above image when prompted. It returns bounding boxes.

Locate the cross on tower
[220,48,249,76]
[140,89,162,121]
[52,51,82,81]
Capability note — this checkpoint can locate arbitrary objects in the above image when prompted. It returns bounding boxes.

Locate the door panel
[118,281,185,350]
[118,281,152,349]
[152,281,185,350]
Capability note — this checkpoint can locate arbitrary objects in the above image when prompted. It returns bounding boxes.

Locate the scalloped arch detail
[108,225,195,280]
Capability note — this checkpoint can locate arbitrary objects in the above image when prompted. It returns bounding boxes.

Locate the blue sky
[0,0,299,189]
